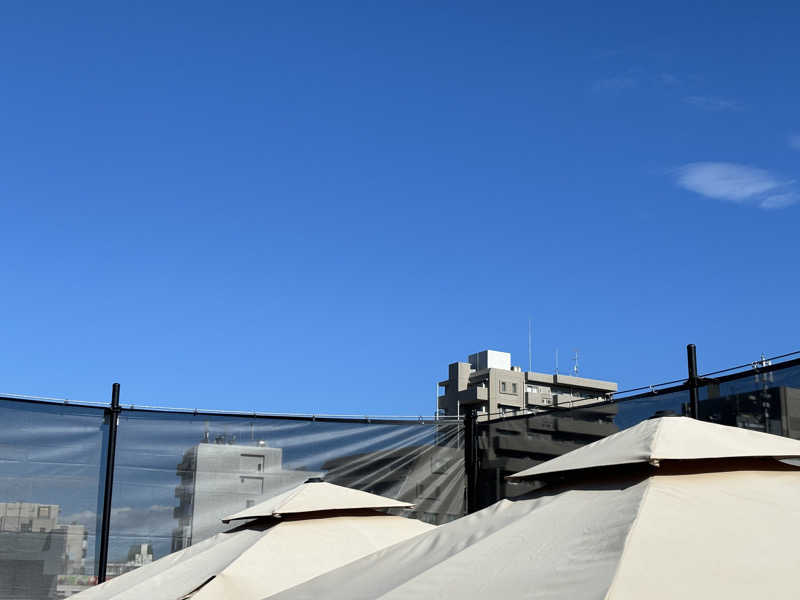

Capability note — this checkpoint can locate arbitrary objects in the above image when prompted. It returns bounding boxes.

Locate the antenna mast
[555,348,559,375]
[528,319,532,372]
[573,349,579,375]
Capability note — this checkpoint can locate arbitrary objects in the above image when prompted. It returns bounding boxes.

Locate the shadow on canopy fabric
[70,481,435,600]
[266,417,800,600]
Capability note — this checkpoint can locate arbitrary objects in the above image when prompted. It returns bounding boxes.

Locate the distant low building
[106,543,154,579]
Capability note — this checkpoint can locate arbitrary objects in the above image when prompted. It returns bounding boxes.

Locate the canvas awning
[72,481,433,600]
[267,418,800,600]
[222,480,413,521]
[507,415,800,479]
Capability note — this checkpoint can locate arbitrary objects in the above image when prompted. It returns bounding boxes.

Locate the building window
[239,476,264,494]
[431,456,449,474]
[500,381,517,395]
[240,454,265,473]
[37,507,50,519]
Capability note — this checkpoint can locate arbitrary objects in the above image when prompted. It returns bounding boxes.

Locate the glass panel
[699,363,800,437]
[474,361,800,509]
[0,399,107,599]
[475,389,690,509]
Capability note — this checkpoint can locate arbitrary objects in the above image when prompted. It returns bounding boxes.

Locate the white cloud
[759,194,798,210]
[660,73,680,86]
[789,134,800,150]
[675,162,795,210]
[684,96,741,111]
[62,505,175,535]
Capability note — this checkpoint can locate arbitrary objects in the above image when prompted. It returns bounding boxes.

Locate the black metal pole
[687,344,699,419]
[97,383,120,583]
[464,409,477,514]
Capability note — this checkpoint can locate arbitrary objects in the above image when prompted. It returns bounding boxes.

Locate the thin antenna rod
[573,349,579,375]
[528,319,532,372]
[555,348,559,375]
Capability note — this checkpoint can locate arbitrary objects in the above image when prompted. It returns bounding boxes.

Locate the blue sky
[1,1,798,415]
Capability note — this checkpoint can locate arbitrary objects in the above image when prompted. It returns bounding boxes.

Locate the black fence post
[687,344,699,419]
[464,409,478,514]
[97,383,121,583]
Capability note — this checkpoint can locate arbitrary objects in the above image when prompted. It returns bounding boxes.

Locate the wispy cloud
[789,134,800,150]
[660,73,680,86]
[684,96,741,111]
[759,193,798,210]
[675,162,797,210]
[63,505,174,535]
[592,75,636,93]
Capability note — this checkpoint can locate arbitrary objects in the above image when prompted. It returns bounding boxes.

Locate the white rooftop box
[468,350,511,371]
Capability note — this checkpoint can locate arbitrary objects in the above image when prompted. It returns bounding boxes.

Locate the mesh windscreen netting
[0,400,107,599]
[108,411,464,570]
[0,402,463,599]
[1,359,798,598]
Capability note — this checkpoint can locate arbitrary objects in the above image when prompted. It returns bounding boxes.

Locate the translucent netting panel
[0,399,107,599]
[109,411,464,569]
[698,362,800,438]
[475,390,690,509]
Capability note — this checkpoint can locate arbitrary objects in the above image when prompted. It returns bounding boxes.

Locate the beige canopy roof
[268,418,800,600]
[72,481,433,600]
[507,415,800,480]
[223,480,413,522]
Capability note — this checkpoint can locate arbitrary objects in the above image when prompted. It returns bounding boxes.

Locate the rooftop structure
[438,349,618,418]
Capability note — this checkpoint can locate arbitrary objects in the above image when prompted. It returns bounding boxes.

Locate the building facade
[0,502,88,598]
[438,350,618,418]
[172,436,316,551]
[436,350,621,510]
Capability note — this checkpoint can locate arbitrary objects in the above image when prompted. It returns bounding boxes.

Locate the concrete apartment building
[0,503,86,574]
[437,350,621,510]
[438,350,618,418]
[0,502,88,599]
[172,436,316,551]
[0,501,59,533]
